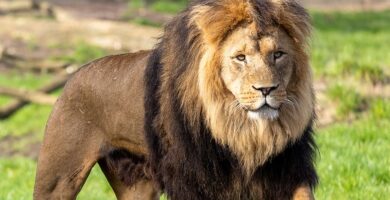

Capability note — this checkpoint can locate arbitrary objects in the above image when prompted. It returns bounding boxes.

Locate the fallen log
[0,75,70,119]
[14,61,69,74]
[0,87,57,105]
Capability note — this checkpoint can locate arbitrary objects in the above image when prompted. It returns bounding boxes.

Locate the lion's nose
[252,84,279,96]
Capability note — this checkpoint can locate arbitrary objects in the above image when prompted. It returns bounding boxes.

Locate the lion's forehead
[223,25,292,57]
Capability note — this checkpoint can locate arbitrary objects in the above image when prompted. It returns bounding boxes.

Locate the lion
[34,0,318,199]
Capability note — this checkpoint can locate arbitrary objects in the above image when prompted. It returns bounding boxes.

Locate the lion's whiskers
[286,95,298,105]
[284,98,294,106]
[228,99,244,112]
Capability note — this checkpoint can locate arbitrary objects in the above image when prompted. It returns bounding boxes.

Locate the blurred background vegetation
[0,0,389,199]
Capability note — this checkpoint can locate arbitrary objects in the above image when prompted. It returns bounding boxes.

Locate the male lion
[34,0,318,199]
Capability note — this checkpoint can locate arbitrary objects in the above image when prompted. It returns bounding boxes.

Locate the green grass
[124,0,187,26]
[79,166,116,199]
[0,158,36,200]
[315,115,390,199]
[0,158,115,200]
[1,113,388,199]
[128,0,187,14]
[150,1,187,14]
[56,42,107,65]
[327,84,366,118]
[369,98,390,119]
[132,17,162,27]
[311,11,390,82]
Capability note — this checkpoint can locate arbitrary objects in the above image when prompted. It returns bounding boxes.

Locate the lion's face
[187,0,313,172]
[220,24,295,120]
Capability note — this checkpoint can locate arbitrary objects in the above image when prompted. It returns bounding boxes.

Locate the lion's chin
[247,105,279,121]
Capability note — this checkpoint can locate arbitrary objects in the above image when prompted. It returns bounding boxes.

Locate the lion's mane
[144,0,317,199]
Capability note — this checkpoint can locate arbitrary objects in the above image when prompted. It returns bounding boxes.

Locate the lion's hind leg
[34,134,102,199]
[33,107,104,199]
[98,149,160,200]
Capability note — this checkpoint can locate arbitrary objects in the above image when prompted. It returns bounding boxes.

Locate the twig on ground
[0,87,57,105]
[0,74,71,119]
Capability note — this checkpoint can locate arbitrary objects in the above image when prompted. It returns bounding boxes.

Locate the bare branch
[0,75,71,119]
[0,87,57,105]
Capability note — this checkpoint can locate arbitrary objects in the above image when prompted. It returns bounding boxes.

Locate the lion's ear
[190,0,251,45]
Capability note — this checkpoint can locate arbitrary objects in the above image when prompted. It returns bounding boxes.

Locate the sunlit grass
[0,158,116,200]
[127,0,187,14]
[1,113,389,199]
[0,158,36,200]
[55,42,107,65]
[151,1,187,14]
[326,84,366,119]
[132,17,162,27]
[311,11,390,83]
[369,98,390,119]
[78,166,117,199]
[124,0,187,26]
[315,115,390,199]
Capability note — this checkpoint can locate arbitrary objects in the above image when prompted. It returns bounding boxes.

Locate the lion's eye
[273,51,285,60]
[236,54,246,62]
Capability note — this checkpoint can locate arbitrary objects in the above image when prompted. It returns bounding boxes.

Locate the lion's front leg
[292,184,314,200]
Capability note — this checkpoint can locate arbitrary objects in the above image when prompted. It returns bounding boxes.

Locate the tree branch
[0,87,57,105]
[0,75,70,119]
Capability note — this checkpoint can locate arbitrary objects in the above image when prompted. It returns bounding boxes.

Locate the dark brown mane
[144,0,317,199]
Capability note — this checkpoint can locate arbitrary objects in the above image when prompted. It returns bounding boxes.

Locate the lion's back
[51,51,151,154]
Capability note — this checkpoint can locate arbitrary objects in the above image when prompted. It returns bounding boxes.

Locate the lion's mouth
[253,103,279,111]
[247,104,280,120]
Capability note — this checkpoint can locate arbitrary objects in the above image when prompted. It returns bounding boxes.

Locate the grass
[327,84,366,119]
[0,158,115,200]
[1,113,388,199]
[0,5,389,200]
[369,98,390,119]
[150,1,187,14]
[0,158,36,200]
[315,115,390,199]
[132,17,162,27]
[127,0,187,14]
[124,0,187,26]
[56,42,107,65]
[311,11,390,82]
